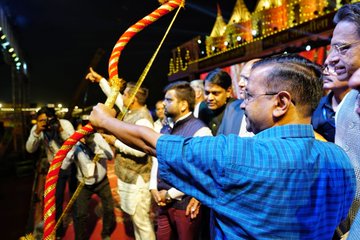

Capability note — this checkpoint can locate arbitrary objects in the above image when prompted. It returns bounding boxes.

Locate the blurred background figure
[154,100,165,133]
[25,106,76,239]
[64,120,116,240]
[311,63,350,142]
[238,59,261,100]
[190,79,206,118]
[199,68,236,135]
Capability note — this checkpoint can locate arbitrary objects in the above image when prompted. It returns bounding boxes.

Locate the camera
[45,117,60,131]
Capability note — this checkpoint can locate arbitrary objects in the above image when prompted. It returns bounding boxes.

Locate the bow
[42,1,184,239]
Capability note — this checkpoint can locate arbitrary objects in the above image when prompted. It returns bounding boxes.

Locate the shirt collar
[323,91,334,109]
[255,124,315,139]
[174,112,193,124]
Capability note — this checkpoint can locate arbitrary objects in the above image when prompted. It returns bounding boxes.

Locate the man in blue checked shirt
[89,54,356,240]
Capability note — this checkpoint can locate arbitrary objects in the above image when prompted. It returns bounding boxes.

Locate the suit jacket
[217,99,244,136]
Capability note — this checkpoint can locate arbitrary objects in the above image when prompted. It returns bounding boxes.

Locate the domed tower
[224,0,252,48]
[205,4,227,55]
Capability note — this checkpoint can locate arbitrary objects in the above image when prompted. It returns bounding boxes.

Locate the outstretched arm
[89,103,160,156]
[85,67,124,110]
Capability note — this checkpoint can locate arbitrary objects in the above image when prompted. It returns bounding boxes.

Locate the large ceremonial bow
[42,1,184,239]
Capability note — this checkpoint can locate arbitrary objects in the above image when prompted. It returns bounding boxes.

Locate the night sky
[0,0,257,108]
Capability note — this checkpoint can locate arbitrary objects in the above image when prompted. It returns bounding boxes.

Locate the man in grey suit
[326,3,360,238]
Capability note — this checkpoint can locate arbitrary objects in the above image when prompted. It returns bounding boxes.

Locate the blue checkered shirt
[157,124,356,239]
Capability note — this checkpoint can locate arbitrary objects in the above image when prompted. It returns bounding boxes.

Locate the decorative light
[15,62,21,67]
[14,57,19,62]
[0,34,5,40]
[236,36,242,41]
[58,104,63,108]
[0,103,2,108]
[1,41,9,48]
[8,47,14,53]
[201,50,205,55]
[284,51,288,54]
[305,45,311,51]
[11,53,16,58]
[197,39,202,44]
[211,46,215,51]
[224,41,229,46]
[251,29,257,36]
[263,1,270,9]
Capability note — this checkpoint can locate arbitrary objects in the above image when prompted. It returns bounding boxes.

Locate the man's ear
[195,90,202,99]
[226,86,232,98]
[273,91,292,118]
[180,100,188,112]
[131,96,137,105]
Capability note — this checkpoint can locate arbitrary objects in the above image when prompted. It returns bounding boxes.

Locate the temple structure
[168,0,357,81]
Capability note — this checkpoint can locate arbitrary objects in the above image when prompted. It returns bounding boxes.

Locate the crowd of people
[26,3,360,240]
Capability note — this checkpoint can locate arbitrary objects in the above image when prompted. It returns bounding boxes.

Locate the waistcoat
[115,106,154,184]
[159,114,207,209]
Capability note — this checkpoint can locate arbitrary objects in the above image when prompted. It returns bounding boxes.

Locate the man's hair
[156,100,164,106]
[334,3,360,37]
[204,68,232,90]
[252,54,323,117]
[36,106,62,143]
[36,106,56,119]
[190,79,205,94]
[126,82,149,105]
[164,81,195,111]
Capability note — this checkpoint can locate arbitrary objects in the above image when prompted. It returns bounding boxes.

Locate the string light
[168,1,332,77]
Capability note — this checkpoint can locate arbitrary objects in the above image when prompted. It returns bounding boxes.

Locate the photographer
[26,106,76,239]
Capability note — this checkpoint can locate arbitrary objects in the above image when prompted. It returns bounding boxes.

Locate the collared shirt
[26,119,75,168]
[171,112,212,137]
[312,92,336,142]
[64,133,114,185]
[238,115,254,137]
[149,112,212,199]
[156,125,356,239]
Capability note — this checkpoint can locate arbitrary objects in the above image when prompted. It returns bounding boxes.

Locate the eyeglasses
[321,65,337,76]
[330,40,360,55]
[244,91,278,104]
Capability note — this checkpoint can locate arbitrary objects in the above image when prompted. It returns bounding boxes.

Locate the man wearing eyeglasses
[219,58,260,137]
[326,3,360,238]
[88,54,355,239]
[311,62,350,142]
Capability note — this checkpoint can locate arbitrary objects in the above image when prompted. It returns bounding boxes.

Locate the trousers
[157,206,202,240]
[74,177,116,240]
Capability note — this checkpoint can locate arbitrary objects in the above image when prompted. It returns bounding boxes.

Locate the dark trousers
[74,177,116,240]
[157,206,202,240]
[55,167,77,237]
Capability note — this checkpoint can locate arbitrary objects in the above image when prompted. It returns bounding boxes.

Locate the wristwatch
[165,191,172,203]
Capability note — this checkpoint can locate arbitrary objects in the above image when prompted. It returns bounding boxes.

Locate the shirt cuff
[167,188,184,201]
